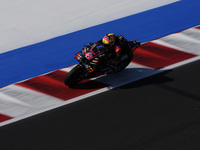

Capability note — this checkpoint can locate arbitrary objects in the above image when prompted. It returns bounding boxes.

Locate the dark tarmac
[0,60,200,150]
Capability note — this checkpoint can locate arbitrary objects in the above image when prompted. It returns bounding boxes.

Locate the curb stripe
[0,114,12,123]
[17,71,109,100]
[132,42,196,69]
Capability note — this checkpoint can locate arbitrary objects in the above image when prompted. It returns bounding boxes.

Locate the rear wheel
[117,53,133,72]
[64,64,84,87]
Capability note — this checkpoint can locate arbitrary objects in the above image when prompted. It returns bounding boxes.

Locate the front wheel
[64,64,84,87]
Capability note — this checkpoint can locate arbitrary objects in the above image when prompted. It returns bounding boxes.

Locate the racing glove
[129,40,141,47]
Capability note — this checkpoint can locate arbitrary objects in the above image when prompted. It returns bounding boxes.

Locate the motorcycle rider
[86,33,140,74]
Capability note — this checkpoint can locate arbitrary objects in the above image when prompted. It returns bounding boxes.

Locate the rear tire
[117,53,133,72]
[64,64,84,87]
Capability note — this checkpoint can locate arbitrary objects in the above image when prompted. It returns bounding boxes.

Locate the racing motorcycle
[64,41,140,87]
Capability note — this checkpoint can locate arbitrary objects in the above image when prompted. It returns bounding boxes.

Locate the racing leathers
[85,35,140,76]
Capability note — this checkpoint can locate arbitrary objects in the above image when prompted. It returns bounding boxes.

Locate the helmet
[102,33,116,48]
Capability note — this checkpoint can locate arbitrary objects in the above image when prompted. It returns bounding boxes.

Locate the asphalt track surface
[0,60,200,150]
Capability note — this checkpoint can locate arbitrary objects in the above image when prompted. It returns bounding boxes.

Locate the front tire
[64,64,84,87]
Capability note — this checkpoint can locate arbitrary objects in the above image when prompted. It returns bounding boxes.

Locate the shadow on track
[119,68,200,103]
[117,69,174,89]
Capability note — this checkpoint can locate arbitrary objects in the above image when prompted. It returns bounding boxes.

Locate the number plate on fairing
[85,52,94,60]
